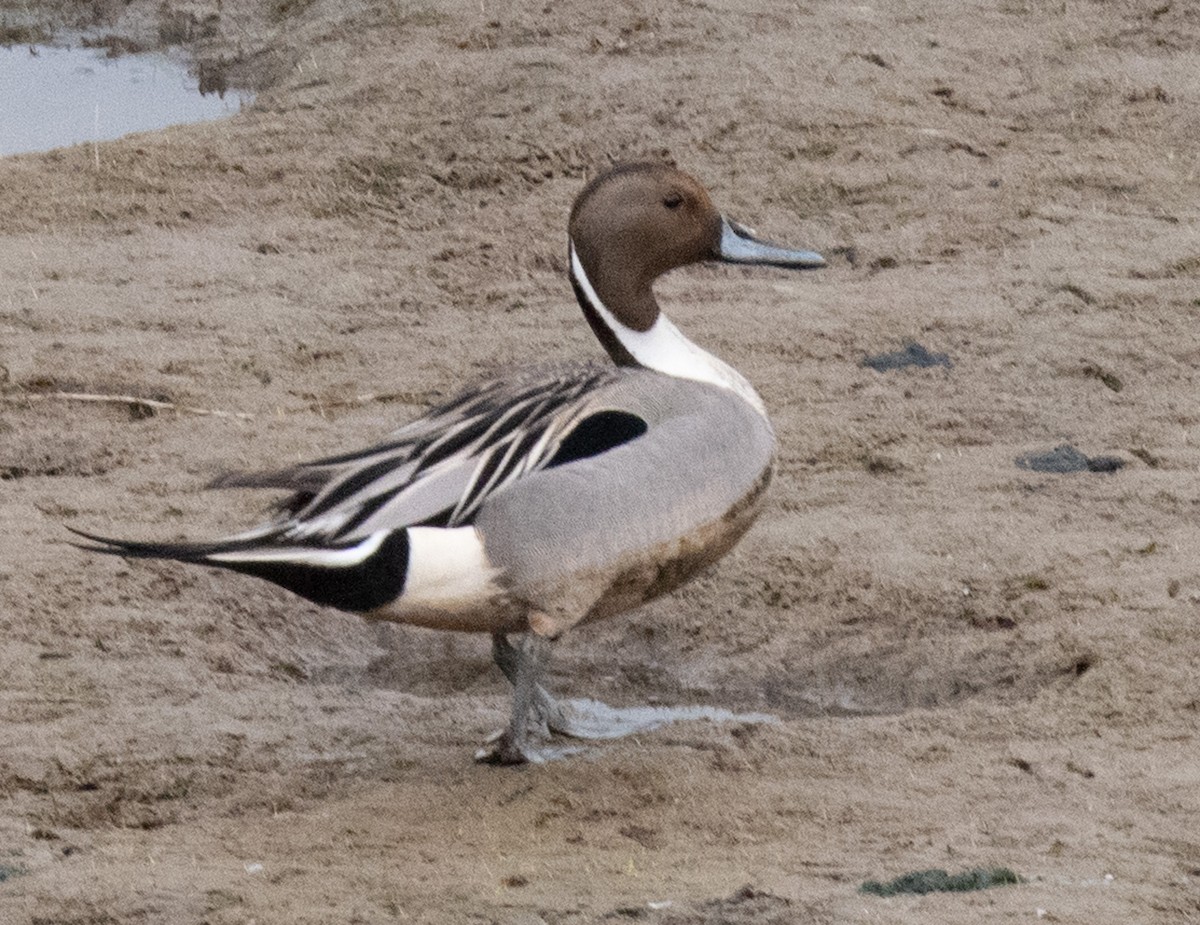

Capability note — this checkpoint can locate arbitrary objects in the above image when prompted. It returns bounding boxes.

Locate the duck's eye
[663,192,684,210]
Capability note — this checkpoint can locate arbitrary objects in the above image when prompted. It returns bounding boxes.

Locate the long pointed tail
[69,526,410,613]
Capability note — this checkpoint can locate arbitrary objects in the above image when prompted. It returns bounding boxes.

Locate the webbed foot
[480,633,779,764]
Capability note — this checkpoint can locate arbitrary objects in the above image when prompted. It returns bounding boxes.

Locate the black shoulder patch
[548,410,648,468]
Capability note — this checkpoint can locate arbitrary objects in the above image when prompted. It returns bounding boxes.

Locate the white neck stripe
[569,242,767,417]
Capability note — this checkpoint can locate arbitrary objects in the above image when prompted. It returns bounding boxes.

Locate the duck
[72,161,825,764]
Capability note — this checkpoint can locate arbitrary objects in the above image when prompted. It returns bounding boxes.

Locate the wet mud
[2,1,1199,923]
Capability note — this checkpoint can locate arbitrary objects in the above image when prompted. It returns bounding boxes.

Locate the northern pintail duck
[74,162,825,763]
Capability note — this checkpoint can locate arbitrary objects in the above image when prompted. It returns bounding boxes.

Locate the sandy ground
[2,0,1200,921]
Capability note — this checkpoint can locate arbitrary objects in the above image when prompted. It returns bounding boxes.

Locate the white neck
[569,243,767,417]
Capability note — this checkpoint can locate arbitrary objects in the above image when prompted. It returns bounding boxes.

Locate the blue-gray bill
[716,216,825,269]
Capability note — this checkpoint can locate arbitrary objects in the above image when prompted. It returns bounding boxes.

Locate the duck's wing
[283,366,632,540]
[89,364,648,551]
[205,372,572,501]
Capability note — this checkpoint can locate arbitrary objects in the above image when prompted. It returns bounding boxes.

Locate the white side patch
[569,243,767,417]
[400,525,503,615]
[208,530,388,566]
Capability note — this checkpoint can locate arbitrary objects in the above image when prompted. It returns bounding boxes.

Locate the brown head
[566,162,824,365]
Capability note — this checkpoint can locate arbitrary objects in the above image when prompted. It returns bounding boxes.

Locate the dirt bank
[2,1,1199,922]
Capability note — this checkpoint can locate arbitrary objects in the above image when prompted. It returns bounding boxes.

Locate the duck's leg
[479,633,782,764]
[489,633,571,736]
[485,633,676,743]
[476,632,556,764]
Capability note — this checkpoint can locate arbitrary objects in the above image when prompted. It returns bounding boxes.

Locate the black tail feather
[207,467,332,494]
[65,525,284,562]
[68,525,411,613]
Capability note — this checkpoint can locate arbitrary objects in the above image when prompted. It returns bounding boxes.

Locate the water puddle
[1,43,251,157]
